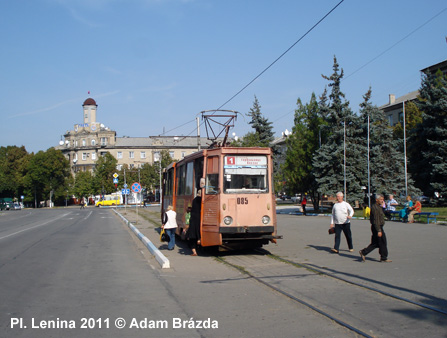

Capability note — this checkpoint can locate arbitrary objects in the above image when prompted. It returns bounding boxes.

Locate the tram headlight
[262,215,270,224]
[223,216,233,225]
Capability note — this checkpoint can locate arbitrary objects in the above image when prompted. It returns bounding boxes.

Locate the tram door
[201,155,221,246]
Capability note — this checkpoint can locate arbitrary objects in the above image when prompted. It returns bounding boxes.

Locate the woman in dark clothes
[185,189,202,256]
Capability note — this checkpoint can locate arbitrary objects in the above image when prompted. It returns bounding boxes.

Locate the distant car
[12,203,21,210]
[418,196,430,204]
[291,196,301,203]
[281,195,290,201]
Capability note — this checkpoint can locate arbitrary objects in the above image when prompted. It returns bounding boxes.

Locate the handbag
[160,229,170,242]
[328,228,335,235]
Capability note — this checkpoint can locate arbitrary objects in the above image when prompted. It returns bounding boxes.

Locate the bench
[388,210,438,224]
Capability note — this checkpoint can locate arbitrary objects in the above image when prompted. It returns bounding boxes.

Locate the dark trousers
[334,223,353,251]
[361,224,388,260]
[302,205,306,215]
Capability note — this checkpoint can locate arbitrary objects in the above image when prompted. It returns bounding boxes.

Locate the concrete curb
[112,209,170,269]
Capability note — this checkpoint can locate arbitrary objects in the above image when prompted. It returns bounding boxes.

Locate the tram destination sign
[225,156,267,168]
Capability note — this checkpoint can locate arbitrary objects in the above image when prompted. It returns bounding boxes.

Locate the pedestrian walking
[359,194,392,263]
[161,205,178,250]
[329,192,354,254]
[80,199,85,209]
[301,195,307,216]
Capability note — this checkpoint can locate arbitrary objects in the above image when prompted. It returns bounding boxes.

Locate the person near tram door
[162,205,178,250]
[185,189,202,256]
[329,192,354,254]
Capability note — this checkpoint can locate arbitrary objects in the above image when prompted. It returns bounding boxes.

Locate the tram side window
[194,158,204,191]
[206,156,219,195]
[177,165,186,195]
[185,162,194,195]
[206,174,219,195]
[165,169,174,196]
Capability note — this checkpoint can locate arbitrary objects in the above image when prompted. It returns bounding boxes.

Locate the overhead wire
[258,6,447,128]
[343,7,447,81]
[160,0,345,137]
[215,0,345,111]
[160,4,446,138]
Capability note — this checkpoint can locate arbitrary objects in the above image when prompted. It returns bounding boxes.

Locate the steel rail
[216,256,374,338]
[262,252,447,316]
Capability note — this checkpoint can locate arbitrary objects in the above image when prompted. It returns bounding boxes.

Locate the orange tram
[161,146,280,249]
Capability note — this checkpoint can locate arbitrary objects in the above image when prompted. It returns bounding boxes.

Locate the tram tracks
[216,252,447,338]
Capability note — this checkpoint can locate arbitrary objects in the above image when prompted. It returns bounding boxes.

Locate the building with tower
[56,97,216,175]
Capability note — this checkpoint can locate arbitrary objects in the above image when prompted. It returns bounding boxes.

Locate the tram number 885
[237,197,248,205]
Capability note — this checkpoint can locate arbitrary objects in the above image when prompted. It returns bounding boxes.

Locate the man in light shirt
[329,192,354,254]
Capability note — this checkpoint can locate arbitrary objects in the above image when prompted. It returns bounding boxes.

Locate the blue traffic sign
[113,178,118,184]
[121,189,130,195]
[123,184,128,188]
[131,182,142,193]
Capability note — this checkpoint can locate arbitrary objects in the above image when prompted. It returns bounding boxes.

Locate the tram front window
[223,155,268,194]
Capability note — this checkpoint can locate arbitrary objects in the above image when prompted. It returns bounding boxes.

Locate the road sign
[113,178,118,184]
[122,189,130,195]
[113,173,119,178]
[131,182,142,193]
[123,184,128,188]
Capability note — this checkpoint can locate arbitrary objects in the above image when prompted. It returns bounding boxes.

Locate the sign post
[131,182,142,224]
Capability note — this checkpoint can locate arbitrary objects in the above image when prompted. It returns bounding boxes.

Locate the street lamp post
[403,101,408,197]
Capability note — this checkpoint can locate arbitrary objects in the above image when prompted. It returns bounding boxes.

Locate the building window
[140,151,146,159]
[181,151,186,159]
[169,151,175,159]
[129,151,134,159]
[130,164,134,169]
[117,164,122,171]
[100,137,107,146]
[91,139,96,146]
[100,152,107,157]
[82,153,87,161]
[82,139,86,147]
[388,115,393,126]
[398,112,403,124]
[92,153,96,160]
[117,152,123,159]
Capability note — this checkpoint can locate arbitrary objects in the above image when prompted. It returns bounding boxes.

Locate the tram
[161,146,279,248]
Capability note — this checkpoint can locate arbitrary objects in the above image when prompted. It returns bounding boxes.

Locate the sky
[1,0,446,153]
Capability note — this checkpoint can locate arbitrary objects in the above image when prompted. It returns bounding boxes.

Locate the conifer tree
[242,96,274,147]
[412,69,447,201]
[359,89,419,200]
[312,56,362,204]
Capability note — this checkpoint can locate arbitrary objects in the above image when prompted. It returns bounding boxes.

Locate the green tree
[0,146,30,199]
[239,96,274,147]
[73,171,95,200]
[312,56,362,205]
[93,152,118,195]
[392,101,422,140]
[283,93,324,210]
[412,69,447,200]
[359,89,419,201]
[24,148,70,206]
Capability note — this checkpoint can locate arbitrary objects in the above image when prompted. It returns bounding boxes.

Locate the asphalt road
[2,206,446,337]
[0,208,199,338]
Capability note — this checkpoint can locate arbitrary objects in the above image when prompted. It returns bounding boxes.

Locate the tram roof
[166,146,272,169]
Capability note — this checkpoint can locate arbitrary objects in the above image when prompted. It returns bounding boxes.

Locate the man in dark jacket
[359,194,392,263]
